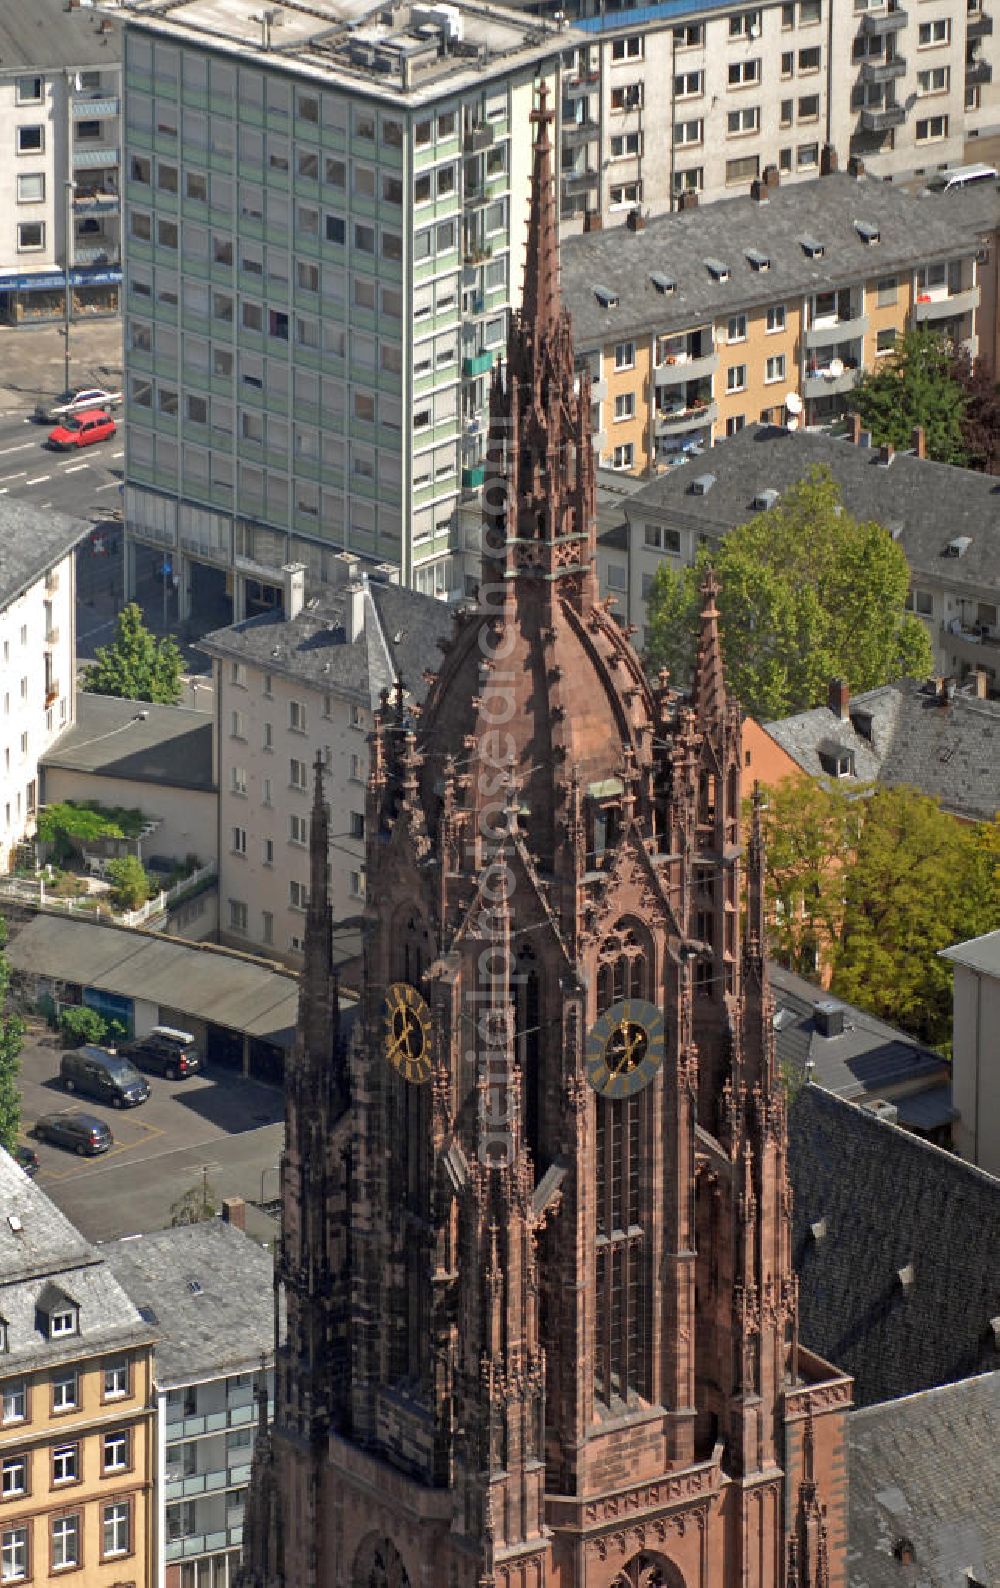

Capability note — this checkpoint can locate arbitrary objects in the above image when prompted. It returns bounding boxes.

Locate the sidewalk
[0,317,123,413]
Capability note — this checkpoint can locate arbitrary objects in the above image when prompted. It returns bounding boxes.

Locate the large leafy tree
[952,348,1000,474]
[845,327,967,464]
[83,603,183,705]
[753,777,862,974]
[0,918,24,1155]
[645,467,932,719]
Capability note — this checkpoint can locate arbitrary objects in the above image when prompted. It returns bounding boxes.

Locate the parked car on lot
[47,409,116,450]
[34,1111,112,1156]
[60,1045,150,1108]
[13,1144,39,1177]
[123,1026,202,1080]
[35,386,123,422]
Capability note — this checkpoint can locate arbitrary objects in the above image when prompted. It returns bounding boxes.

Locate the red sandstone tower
[238,84,851,1588]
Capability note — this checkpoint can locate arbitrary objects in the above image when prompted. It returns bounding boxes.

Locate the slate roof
[626,423,1000,602]
[764,678,1000,823]
[0,501,89,612]
[769,964,949,1107]
[847,1372,1000,1587]
[102,1220,275,1386]
[562,176,995,349]
[199,578,451,710]
[596,468,648,551]
[0,0,121,72]
[0,1149,154,1369]
[787,1085,1000,1408]
[940,928,1000,979]
[41,692,215,792]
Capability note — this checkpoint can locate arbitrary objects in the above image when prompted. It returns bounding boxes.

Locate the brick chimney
[828,678,850,721]
[583,210,602,233]
[970,669,989,699]
[222,1196,247,1232]
[677,190,699,212]
[879,442,894,466]
[750,177,770,203]
[282,562,306,621]
[848,155,866,179]
[763,163,780,188]
[912,424,926,459]
[820,143,838,176]
[847,412,862,446]
[626,207,646,232]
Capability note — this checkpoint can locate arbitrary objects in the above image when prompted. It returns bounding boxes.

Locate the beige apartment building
[200,561,449,967]
[0,1152,156,1587]
[558,0,1000,230]
[563,169,987,474]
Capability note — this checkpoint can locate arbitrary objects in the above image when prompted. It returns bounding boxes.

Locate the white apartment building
[940,931,1000,1179]
[120,0,571,622]
[0,501,84,871]
[559,0,1000,229]
[0,0,122,324]
[200,560,449,967]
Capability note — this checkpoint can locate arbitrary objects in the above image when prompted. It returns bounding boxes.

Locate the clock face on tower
[384,982,433,1084]
[585,997,665,1099]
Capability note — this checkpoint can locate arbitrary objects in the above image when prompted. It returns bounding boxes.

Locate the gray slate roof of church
[787,1086,1000,1408]
[847,1372,1000,1587]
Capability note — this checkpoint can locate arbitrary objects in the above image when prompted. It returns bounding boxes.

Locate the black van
[59,1046,150,1109]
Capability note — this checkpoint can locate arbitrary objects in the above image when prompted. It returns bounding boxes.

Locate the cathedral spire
[521,80,559,339]
[691,568,728,727]
[297,753,339,1082]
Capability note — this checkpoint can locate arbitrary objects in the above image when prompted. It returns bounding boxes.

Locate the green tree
[832,788,999,1050]
[0,918,24,1155]
[83,603,183,705]
[105,855,154,912]
[645,468,932,719]
[170,1177,218,1226]
[59,1006,108,1048]
[754,777,863,974]
[846,327,968,464]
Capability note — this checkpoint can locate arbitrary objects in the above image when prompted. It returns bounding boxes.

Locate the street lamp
[63,179,77,395]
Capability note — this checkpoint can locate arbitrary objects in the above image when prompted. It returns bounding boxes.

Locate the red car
[47,408,116,450]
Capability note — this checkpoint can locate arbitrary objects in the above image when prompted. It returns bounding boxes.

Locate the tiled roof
[787,1086,1000,1408]
[847,1372,1000,1587]
[0,500,89,612]
[42,692,215,792]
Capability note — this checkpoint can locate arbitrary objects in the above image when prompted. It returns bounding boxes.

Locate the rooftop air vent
[945,535,972,557]
[7,1216,23,1235]
[594,286,619,309]
[689,473,716,496]
[745,248,770,272]
[866,1098,899,1125]
[810,1217,828,1242]
[800,234,825,259]
[139,1304,159,1325]
[188,1280,204,1296]
[649,271,675,295]
[855,219,880,245]
[898,1262,915,1293]
[752,488,780,510]
[814,999,845,1038]
[705,257,731,281]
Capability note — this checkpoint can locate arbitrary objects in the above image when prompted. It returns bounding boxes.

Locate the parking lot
[16,1027,284,1246]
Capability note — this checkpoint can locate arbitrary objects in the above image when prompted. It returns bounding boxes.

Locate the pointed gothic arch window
[352,1535,412,1588]
[610,1554,687,1588]
[594,919,654,1405]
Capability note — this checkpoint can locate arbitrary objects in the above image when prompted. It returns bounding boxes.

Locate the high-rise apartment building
[120,0,568,621]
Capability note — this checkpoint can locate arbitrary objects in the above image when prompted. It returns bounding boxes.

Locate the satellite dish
[828,357,845,379]
[785,392,803,416]
[786,416,800,431]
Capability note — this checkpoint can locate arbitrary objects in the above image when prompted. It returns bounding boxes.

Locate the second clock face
[384,982,433,1084]
[586,997,665,1099]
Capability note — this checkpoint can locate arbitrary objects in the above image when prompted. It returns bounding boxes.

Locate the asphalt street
[0,403,123,523]
[17,1029,282,1247]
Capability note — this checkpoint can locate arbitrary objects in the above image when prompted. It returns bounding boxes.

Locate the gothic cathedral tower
[239,85,851,1588]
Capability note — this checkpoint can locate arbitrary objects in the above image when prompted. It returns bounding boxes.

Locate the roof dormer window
[50,1308,77,1339]
[36,1283,79,1342]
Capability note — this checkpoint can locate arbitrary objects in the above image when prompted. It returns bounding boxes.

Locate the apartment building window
[612,443,635,469]
[103,1358,128,1400]
[800,0,821,20]
[103,1502,130,1560]
[288,700,307,733]
[675,119,704,145]
[349,811,365,841]
[728,107,760,136]
[350,871,365,899]
[229,899,248,934]
[674,22,704,45]
[726,414,746,435]
[727,155,760,185]
[350,753,363,782]
[231,827,247,856]
[350,704,364,729]
[16,126,43,154]
[262,911,274,945]
[767,303,787,332]
[52,1371,77,1413]
[916,115,949,140]
[290,758,308,791]
[610,181,641,208]
[614,341,636,370]
[16,75,43,103]
[918,66,949,94]
[230,709,246,741]
[876,327,897,353]
[1,1457,26,1499]
[918,19,949,45]
[1,1527,27,1583]
[1,1381,24,1426]
[674,69,704,97]
[798,45,821,71]
[727,364,748,393]
[611,83,643,110]
[16,223,43,252]
[614,392,636,420]
[781,51,794,77]
[610,131,642,159]
[728,59,761,86]
[186,170,208,201]
[290,814,308,847]
[51,1515,79,1570]
[729,11,761,37]
[799,94,820,120]
[674,166,704,195]
[765,353,787,383]
[782,4,794,25]
[103,1432,129,1474]
[16,173,44,203]
[727,314,748,343]
[262,838,274,868]
[262,777,272,807]
[876,276,898,307]
[290,880,309,911]
[230,661,247,688]
[644,522,682,552]
[905,588,934,616]
[780,98,794,126]
[231,767,248,796]
[52,1445,78,1486]
[611,34,643,59]
[797,142,819,167]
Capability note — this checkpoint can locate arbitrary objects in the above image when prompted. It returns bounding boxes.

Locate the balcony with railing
[861,4,907,32]
[561,166,600,195]
[655,379,715,435]
[563,67,600,97]
[967,10,993,37]
[914,262,980,323]
[966,56,993,83]
[654,331,717,387]
[563,117,600,147]
[72,145,119,169]
[805,292,868,348]
[859,53,906,83]
[860,100,906,131]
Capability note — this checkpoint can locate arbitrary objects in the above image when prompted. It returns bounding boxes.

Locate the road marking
[111,449,124,458]
[0,441,36,458]
[94,480,119,492]
[61,462,89,474]
[25,474,50,486]
[0,471,27,483]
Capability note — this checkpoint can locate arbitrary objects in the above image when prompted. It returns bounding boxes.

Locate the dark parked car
[13,1144,39,1177]
[59,1046,150,1109]
[123,1026,202,1080]
[34,1111,112,1156]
